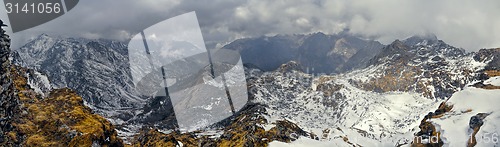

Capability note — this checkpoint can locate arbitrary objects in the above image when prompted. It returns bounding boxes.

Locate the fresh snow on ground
[266,76,500,146]
[252,70,441,146]
[26,71,52,96]
[430,77,500,147]
[269,137,349,147]
[484,76,500,86]
[256,51,492,146]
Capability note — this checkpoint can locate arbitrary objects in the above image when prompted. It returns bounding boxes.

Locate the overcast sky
[1,0,499,51]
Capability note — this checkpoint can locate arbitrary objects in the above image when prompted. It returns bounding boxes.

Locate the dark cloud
[1,0,499,51]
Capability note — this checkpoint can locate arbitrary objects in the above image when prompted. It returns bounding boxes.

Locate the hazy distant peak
[403,33,439,46]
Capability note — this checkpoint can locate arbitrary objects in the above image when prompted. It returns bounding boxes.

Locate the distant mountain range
[224,32,384,73]
[10,32,500,146]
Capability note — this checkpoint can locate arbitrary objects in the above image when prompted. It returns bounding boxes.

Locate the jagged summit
[35,33,50,39]
[388,39,409,50]
[368,39,412,65]
[403,33,438,46]
[369,34,467,67]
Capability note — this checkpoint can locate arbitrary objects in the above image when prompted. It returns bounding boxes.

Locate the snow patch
[484,76,500,86]
[429,77,500,146]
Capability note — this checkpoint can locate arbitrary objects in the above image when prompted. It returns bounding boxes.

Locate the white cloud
[3,0,500,51]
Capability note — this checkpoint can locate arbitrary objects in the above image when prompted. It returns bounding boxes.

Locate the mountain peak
[412,33,438,41]
[32,33,52,41]
[403,33,439,46]
[368,39,411,65]
[308,32,328,39]
[278,61,303,73]
[388,39,407,49]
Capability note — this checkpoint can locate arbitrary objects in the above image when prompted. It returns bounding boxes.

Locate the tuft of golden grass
[479,84,500,90]
[355,65,421,94]
[130,108,311,147]
[10,66,123,146]
[463,109,473,113]
[485,70,500,77]
[26,135,58,147]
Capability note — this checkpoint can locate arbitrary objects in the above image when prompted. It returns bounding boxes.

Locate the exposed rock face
[0,26,19,145]
[474,48,500,71]
[467,113,489,147]
[353,36,478,99]
[131,103,312,147]
[14,34,144,119]
[472,81,500,90]
[278,61,303,73]
[412,102,451,146]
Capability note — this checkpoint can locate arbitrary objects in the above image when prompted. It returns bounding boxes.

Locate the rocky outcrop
[411,102,452,147]
[369,40,413,65]
[6,66,123,146]
[10,64,124,146]
[353,36,478,99]
[0,23,124,146]
[278,61,303,73]
[471,81,500,90]
[467,113,489,147]
[0,25,20,145]
[474,48,500,71]
[132,103,313,147]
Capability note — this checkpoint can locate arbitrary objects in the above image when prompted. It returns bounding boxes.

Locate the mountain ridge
[9,31,500,146]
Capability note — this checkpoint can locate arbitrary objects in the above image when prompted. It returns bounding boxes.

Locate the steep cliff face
[0,26,20,145]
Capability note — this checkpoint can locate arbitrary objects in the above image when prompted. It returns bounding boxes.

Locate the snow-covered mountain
[11,32,500,146]
[244,35,500,146]
[13,34,146,119]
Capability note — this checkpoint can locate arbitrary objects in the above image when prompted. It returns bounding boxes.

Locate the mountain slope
[0,26,124,146]
[10,31,500,147]
[355,35,478,99]
[244,35,497,146]
[13,34,145,119]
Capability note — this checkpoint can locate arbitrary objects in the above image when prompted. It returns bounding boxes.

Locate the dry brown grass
[479,84,500,90]
[356,65,421,93]
[10,66,123,146]
[130,110,312,147]
[485,70,500,77]
[467,127,480,147]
